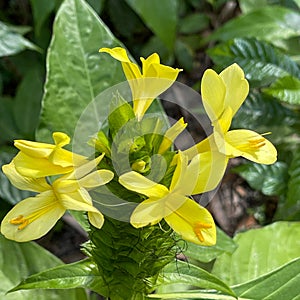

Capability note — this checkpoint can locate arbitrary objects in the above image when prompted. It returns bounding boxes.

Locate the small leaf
[0,235,86,299]
[232,161,289,196]
[159,260,236,297]
[0,21,40,57]
[263,75,300,104]
[212,222,300,285]
[233,258,300,300]
[183,227,237,263]
[209,6,300,43]
[179,13,209,34]
[125,0,178,50]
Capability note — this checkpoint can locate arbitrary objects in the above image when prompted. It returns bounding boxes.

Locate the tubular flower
[1,154,114,242]
[184,63,277,165]
[13,132,87,177]
[119,151,216,245]
[99,47,182,121]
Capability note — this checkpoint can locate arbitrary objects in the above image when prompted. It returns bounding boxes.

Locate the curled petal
[165,198,216,246]
[2,160,51,193]
[0,192,65,242]
[119,171,168,198]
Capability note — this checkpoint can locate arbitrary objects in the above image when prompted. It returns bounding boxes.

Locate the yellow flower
[1,154,114,242]
[119,151,216,245]
[184,64,277,164]
[99,47,182,121]
[13,132,87,178]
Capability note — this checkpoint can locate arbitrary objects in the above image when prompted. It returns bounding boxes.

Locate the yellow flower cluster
[1,47,277,246]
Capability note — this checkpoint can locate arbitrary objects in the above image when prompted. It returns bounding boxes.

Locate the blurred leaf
[232,162,289,196]
[263,75,300,104]
[183,227,237,263]
[11,258,105,296]
[275,149,300,220]
[233,258,300,300]
[125,0,178,50]
[179,13,209,34]
[0,21,40,57]
[150,291,236,299]
[37,0,125,142]
[239,0,269,13]
[0,147,34,205]
[86,0,105,14]
[174,40,193,71]
[159,260,236,297]
[29,0,56,37]
[210,6,300,43]
[0,235,87,299]
[14,65,44,138]
[208,38,300,86]
[212,222,300,285]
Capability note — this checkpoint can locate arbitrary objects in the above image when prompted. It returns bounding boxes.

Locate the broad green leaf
[233,258,300,300]
[209,6,300,44]
[125,0,178,50]
[0,235,87,299]
[232,161,289,196]
[212,222,300,285]
[183,227,237,263]
[0,21,40,57]
[263,75,300,104]
[158,260,235,297]
[239,0,268,13]
[179,13,209,34]
[37,0,125,142]
[208,38,300,86]
[0,148,33,205]
[150,291,236,299]
[275,149,300,220]
[11,258,106,296]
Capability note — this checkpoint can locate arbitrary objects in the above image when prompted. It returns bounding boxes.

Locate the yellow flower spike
[13,132,87,177]
[119,151,216,245]
[158,117,187,154]
[184,63,277,166]
[1,155,114,242]
[100,47,182,121]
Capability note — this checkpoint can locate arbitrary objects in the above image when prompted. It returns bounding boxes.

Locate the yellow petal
[130,194,186,227]
[87,211,104,229]
[220,63,249,117]
[169,151,189,191]
[52,132,70,147]
[99,47,131,63]
[14,152,73,177]
[225,129,277,164]
[0,191,65,242]
[182,135,215,160]
[78,170,114,189]
[2,160,51,193]
[192,151,229,194]
[49,148,87,168]
[158,117,187,154]
[119,171,169,198]
[141,53,160,75]
[165,198,216,246]
[201,69,226,123]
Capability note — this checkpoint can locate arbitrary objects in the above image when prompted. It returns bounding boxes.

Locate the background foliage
[0,0,299,299]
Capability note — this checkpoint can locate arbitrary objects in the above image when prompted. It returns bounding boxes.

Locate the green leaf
[263,75,300,104]
[125,0,178,50]
[208,38,300,86]
[0,21,40,57]
[159,260,236,297]
[11,258,105,296]
[37,0,125,142]
[233,258,300,300]
[0,235,86,299]
[150,291,236,299]
[275,149,300,220]
[239,0,269,13]
[179,13,209,34]
[232,162,289,196]
[183,227,237,263]
[212,222,300,285]
[210,6,300,44]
